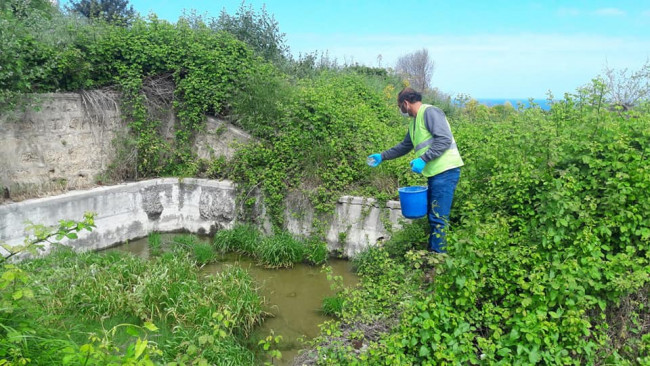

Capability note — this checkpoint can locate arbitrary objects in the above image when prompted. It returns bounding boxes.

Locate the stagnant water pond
[109,234,358,365]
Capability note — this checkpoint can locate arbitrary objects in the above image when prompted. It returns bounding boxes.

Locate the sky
[62,0,650,99]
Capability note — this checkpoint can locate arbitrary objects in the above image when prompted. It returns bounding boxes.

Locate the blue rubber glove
[410,158,426,174]
[367,153,382,167]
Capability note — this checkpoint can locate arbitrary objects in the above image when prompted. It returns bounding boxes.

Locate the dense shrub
[305,85,650,365]
[231,71,416,227]
[1,6,269,178]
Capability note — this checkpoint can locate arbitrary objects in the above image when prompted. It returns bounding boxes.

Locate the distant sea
[475,98,552,111]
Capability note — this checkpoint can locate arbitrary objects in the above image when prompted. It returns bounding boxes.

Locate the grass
[18,246,265,364]
[304,236,329,265]
[148,231,162,255]
[257,232,305,269]
[321,295,344,317]
[172,233,217,264]
[213,225,331,268]
[213,223,261,255]
[8,228,336,364]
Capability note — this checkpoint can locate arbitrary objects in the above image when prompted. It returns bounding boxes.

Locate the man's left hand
[410,158,426,174]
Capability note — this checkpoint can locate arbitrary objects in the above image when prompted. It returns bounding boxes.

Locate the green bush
[305,84,650,365]
[231,72,409,227]
[381,219,429,259]
[1,7,270,177]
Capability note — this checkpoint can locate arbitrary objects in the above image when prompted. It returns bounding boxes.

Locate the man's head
[397,87,423,117]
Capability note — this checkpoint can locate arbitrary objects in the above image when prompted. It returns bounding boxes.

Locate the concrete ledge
[0,178,237,255]
[1,179,407,258]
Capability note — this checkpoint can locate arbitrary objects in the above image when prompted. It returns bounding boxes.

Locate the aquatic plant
[256,232,305,269]
[212,223,261,255]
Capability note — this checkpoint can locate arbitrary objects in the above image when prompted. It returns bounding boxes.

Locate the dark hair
[397,87,422,104]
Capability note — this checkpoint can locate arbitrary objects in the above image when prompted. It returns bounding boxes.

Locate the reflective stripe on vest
[408,104,464,177]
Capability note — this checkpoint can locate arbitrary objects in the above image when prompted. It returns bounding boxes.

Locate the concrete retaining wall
[0,93,251,202]
[0,93,406,258]
[285,195,404,257]
[0,93,124,200]
[0,179,406,258]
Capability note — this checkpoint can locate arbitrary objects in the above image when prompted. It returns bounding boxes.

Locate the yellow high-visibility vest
[408,104,464,177]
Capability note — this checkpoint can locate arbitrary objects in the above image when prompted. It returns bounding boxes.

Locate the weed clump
[213,223,261,255]
[321,295,344,317]
[18,247,264,364]
[257,232,305,269]
[170,234,216,264]
[213,226,331,268]
[304,236,329,265]
[147,231,162,255]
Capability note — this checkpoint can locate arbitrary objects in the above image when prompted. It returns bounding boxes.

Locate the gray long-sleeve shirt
[381,105,454,163]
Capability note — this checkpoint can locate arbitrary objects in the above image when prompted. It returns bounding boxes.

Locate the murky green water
[111,234,358,365]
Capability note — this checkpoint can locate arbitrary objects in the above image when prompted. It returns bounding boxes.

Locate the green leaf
[497,348,511,356]
[80,344,94,354]
[186,344,198,355]
[529,348,540,363]
[12,290,23,300]
[198,335,213,345]
[143,321,158,332]
[510,328,520,340]
[21,288,34,299]
[419,345,430,357]
[134,339,147,359]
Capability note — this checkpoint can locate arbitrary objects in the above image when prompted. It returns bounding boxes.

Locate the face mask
[400,103,410,117]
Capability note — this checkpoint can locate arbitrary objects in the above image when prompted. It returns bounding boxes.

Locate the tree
[212,1,289,63]
[66,0,135,25]
[395,48,435,92]
[602,60,650,109]
[1,0,55,19]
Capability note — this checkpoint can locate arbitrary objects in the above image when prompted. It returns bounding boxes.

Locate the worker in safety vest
[367,87,463,253]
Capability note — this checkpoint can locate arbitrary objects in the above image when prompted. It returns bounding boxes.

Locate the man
[368,88,463,253]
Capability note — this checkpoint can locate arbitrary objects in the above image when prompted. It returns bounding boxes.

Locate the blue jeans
[427,168,461,253]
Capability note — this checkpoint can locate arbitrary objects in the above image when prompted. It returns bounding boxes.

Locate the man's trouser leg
[427,167,460,253]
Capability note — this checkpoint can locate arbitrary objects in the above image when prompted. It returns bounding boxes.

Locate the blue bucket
[398,186,428,219]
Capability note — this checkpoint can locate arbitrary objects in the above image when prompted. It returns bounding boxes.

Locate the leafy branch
[0,212,96,264]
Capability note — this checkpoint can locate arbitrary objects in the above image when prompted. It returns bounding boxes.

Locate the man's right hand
[367,153,382,167]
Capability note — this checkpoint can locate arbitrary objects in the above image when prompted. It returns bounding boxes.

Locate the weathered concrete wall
[0,179,406,258]
[0,93,124,200]
[196,117,252,161]
[0,179,237,255]
[285,194,404,257]
[0,93,251,202]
